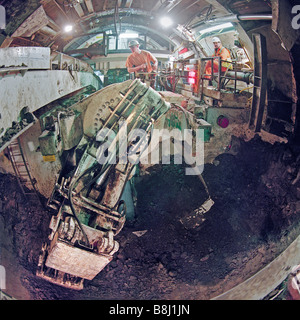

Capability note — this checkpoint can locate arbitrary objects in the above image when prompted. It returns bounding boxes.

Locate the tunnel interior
[0,0,300,300]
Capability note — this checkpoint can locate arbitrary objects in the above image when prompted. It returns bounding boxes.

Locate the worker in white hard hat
[125,40,158,75]
[212,36,221,47]
[125,39,158,88]
[204,36,232,81]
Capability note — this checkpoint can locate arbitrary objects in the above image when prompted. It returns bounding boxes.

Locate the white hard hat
[128,40,139,47]
[212,37,221,43]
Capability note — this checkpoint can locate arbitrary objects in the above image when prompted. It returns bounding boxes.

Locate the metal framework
[248,33,267,132]
[6,138,41,204]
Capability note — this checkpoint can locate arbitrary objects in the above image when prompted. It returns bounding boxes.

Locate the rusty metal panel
[158,91,186,105]
[11,6,49,37]
[272,0,300,52]
[202,87,250,108]
[0,47,50,69]
[0,69,99,149]
[82,80,134,138]
[101,168,128,208]
[45,239,113,280]
[226,0,272,15]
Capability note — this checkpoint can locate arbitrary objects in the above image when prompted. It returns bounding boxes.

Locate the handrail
[200,56,239,95]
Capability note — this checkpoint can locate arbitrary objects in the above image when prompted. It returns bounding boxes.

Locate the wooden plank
[125,0,134,8]
[103,0,109,11]
[42,0,69,27]
[0,37,13,48]
[11,6,49,37]
[74,3,85,17]
[84,0,95,13]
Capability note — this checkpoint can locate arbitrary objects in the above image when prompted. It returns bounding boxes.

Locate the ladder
[6,138,41,205]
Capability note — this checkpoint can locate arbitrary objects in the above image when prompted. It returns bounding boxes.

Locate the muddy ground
[1,135,300,300]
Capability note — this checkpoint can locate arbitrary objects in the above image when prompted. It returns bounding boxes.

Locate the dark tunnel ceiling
[0,0,273,52]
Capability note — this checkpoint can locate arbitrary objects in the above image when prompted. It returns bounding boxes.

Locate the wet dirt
[1,135,300,300]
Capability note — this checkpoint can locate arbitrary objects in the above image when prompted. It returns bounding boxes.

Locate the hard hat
[212,37,221,43]
[128,40,139,47]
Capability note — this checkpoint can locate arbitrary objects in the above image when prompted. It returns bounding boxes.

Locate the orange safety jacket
[214,46,232,72]
[126,50,156,74]
[204,46,232,79]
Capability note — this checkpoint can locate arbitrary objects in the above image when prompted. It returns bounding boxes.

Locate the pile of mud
[0,135,300,299]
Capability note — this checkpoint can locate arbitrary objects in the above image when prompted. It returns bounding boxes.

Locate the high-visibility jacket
[204,46,232,79]
[214,46,232,72]
[126,50,157,74]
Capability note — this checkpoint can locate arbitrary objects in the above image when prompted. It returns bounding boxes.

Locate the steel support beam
[212,234,300,300]
[249,33,268,132]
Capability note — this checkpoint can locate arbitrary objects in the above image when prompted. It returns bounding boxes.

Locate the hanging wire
[182,2,211,29]
[188,5,213,29]
[114,0,122,36]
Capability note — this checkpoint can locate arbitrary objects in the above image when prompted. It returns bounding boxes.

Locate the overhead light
[160,16,173,28]
[64,25,73,32]
[119,33,139,38]
[199,22,233,35]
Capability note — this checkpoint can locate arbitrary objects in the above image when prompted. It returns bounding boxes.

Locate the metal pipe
[203,13,273,26]
[206,14,239,24]
[40,26,58,37]
[238,14,273,21]
[225,71,254,84]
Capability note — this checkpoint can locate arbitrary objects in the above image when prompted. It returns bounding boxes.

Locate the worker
[204,36,232,81]
[125,40,158,87]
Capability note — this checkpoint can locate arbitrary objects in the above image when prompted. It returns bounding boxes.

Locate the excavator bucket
[180,197,215,229]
